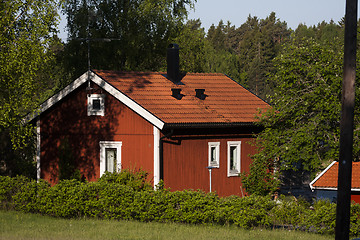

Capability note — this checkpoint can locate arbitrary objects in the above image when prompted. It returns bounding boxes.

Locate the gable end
[28,71,165,130]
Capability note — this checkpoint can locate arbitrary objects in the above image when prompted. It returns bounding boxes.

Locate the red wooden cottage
[310,161,360,203]
[30,45,270,196]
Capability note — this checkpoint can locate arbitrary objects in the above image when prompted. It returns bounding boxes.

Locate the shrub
[350,203,360,236]
[301,199,336,234]
[2,172,360,237]
[226,195,275,229]
[98,169,152,191]
[270,195,307,229]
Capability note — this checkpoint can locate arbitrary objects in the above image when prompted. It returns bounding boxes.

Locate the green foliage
[350,203,360,236]
[98,169,152,191]
[0,0,60,149]
[253,37,351,182]
[270,196,308,229]
[0,176,30,208]
[171,19,206,73]
[3,173,360,236]
[294,20,343,44]
[61,0,196,80]
[240,156,280,196]
[301,199,336,234]
[235,13,290,98]
[0,130,37,178]
[216,195,275,229]
[0,0,62,179]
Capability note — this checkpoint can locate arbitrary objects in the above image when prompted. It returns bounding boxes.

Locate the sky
[58,0,358,41]
[187,0,351,30]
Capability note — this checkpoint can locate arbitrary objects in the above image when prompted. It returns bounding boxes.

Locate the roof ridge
[93,69,225,76]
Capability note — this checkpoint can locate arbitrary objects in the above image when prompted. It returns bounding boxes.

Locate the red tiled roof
[310,161,360,190]
[93,70,270,125]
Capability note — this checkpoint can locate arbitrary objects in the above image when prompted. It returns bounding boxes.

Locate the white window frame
[87,94,105,116]
[99,141,122,177]
[208,142,220,168]
[227,141,241,177]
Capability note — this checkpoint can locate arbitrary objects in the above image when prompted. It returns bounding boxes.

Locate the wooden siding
[351,192,360,204]
[40,82,154,185]
[162,132,257,197]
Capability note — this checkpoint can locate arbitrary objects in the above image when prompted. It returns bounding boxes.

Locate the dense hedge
[1,171,360,236]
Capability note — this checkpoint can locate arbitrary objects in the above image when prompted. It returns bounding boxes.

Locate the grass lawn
[0,210,333,240]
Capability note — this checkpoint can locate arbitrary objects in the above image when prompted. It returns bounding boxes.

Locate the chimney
[195,89,206,100]
[167,43,180,83]
[171,88,183,100]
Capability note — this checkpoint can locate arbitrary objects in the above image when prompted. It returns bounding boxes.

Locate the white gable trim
[309,161,337,191]
[26,72,89,121]
[28,71,165,130]
[90,72,164,129]
[309,161,360,192]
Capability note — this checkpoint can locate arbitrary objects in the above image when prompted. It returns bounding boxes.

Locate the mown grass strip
[0,210,333,240]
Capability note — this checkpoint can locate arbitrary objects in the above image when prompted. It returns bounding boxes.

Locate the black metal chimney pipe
[167,43,180,83]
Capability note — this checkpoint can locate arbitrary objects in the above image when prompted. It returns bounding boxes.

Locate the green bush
[350,203,360,236]
[2,172,360,237]
[270,196,307,229]
[221,195,275,229]
[301,199,336,234]
[98,169,152,191]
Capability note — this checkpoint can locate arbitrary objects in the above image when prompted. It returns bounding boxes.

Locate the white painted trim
[309,161,337,191]
[227,141,241,177]
[87,94,105,116]
[312,187,360,192]
[309,160,360,192]
[208,142,220,168]
[313,187,339,191]
[27,72,89,121]
[90,73,164,129]
[27,71,165,130]
[153,126,160,189]
[99,141,122,177]
[36,119,41,181]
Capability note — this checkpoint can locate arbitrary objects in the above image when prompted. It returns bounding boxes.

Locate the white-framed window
[208,142,220,168]
[227,141,241,177]
[87,94,105,116]
[99,141,122,177]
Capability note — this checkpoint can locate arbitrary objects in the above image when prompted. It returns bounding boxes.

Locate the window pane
[230,146,237,171]
[93,99,101,110]
[105,148,117,172]
[210,146,216,163]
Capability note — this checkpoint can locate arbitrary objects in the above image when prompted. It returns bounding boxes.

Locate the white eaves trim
[311,187,360,192]
[309,160,360,192]
[308,160,360,192]
[26,72,89,122]
[309,161,336,191]
[28,71,165,130]
[90,72,164,129]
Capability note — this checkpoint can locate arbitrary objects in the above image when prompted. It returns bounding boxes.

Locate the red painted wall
[39,81,259,197]
[40,82,154,184]
[162,135,256,197]
[351,192,360,204]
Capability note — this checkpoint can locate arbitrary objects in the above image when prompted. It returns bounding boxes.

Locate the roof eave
[309,161,337,191]
[26,70,165,130]
[311,187,360,192]
[163,122,259,129]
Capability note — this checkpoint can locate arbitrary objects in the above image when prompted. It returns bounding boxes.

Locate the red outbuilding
[30,45,271,196]
[310,161,360,204]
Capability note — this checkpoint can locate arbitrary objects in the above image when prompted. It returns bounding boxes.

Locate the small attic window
[87,94,105,116]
